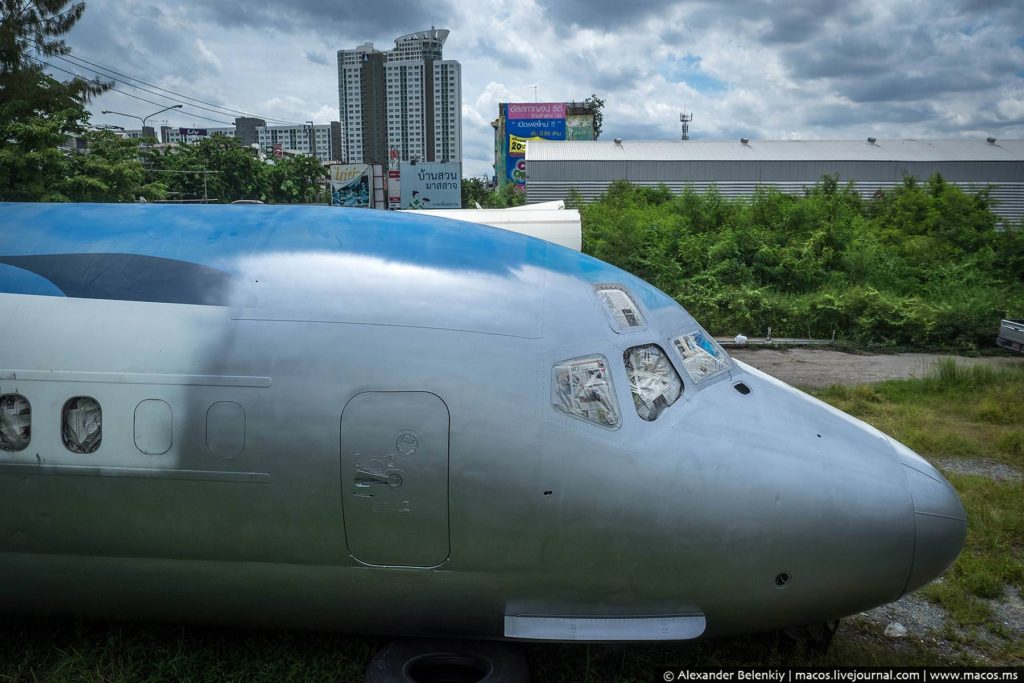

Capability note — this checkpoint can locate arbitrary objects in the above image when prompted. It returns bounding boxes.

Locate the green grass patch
[814,360,1024,465]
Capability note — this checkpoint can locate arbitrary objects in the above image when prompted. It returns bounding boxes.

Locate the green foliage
[0,0,108,201]
[583,93,604,139]
[462,177,525,208]
[147,136,326,204]
[580,177,1024,350]
[60,129,166,202]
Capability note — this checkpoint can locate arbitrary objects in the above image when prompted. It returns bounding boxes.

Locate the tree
[0,0,108,201]
[60,129,166,202]
[461,177,490,208]
[583,93,605,140]
[266,153,327,203]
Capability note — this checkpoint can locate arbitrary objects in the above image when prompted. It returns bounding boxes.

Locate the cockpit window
[673,331,731,383]
[624,345,682,421]
[595,286,646,332]
[552,355,620,428]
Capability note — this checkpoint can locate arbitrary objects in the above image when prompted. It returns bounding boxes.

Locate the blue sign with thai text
[505,118,566,140]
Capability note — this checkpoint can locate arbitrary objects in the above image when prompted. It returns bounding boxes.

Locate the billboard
[399,162,461,209]
[329,164,371,208]
[502,103,572,191]
[505,117,566,140]
[566,113,595,141]
[507,102,566,119]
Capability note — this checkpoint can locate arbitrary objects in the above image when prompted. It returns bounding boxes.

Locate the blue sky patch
[659,54,728,93]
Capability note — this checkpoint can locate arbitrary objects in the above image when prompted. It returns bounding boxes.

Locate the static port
[775,572,790,587]
[734,383,751,395]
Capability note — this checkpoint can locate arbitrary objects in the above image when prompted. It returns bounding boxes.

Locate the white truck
[997,319,1024,353]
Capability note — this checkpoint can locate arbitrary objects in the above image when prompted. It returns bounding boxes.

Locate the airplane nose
[889,439,968,594]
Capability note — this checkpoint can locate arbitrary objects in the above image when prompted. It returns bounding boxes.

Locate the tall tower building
[337,28,461,165]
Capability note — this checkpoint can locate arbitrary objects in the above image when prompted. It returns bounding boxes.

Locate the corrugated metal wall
[526,160,1024,222]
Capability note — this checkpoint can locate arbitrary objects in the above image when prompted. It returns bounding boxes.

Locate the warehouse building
[525,139,1024,223]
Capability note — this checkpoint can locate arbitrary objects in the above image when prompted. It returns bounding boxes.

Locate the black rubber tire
[365,639,529,683]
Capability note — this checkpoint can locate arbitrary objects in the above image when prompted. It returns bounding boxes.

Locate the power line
[53,52,302,125]
[17,38,304,126]
[27,56,235,125]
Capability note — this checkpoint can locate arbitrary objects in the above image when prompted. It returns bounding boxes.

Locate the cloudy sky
[58,0,1024,178]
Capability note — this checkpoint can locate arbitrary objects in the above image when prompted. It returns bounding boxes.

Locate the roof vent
[613,137,623,145]
[986,137,997,144]
[740,137,749,144]
[867,137,877,144]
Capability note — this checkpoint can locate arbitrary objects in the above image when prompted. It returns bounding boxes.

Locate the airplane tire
[365,639,529,683]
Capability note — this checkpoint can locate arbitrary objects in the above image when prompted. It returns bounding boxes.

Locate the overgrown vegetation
[580,177,1024,351]
[461,176,527,208]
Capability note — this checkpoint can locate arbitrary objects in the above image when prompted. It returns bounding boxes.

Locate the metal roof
[526,139,1024,163]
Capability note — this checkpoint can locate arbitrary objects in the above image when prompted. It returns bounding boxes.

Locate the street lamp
[101,104,183,140]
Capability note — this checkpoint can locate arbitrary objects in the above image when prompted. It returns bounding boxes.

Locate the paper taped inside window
[674,330,730,382]
[0,394,30,451]
[63,397,102,454]
[624,345,683,421]
[596,287,645,331]
[552,355,620,427]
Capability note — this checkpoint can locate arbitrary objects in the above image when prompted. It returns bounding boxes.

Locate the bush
[580,176,1024,350]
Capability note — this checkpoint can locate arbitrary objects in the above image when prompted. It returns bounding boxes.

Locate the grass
[1,359,1022,680]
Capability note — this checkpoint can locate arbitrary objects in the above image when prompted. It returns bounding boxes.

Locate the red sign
[272,143,283,159]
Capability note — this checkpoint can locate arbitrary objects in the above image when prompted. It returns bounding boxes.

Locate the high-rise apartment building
[337,28,461,165]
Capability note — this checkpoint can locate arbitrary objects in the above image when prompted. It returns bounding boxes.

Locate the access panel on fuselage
[340,392,450,567]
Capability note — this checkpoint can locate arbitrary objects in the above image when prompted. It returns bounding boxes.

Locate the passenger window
[0,394,31,451]
[62,397,102,454]
[673,330,731,383]
[552,355,620,428]
[595,286,645,332]
[624,345,683,421]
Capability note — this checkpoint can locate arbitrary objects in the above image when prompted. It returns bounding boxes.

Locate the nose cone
[890,440,967,594]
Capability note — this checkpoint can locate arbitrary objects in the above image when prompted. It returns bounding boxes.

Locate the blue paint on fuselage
[0,203,677,310]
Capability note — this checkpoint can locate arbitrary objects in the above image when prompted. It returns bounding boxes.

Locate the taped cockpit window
[624,345,683,421]
[62,396,102,454]
[595,286,646,332]
[552,355,620,428]
[673,330,731,383]
[0,394,31,451]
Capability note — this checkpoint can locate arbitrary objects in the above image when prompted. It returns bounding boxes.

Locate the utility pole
[102,104,183,141]
[680,112,693,140]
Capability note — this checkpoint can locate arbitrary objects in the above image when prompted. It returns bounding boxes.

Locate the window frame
[61,395,103,454]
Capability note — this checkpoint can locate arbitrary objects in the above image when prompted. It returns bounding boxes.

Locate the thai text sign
[505,117,566,140]
[507,102,566,119]
[399,162,461,209]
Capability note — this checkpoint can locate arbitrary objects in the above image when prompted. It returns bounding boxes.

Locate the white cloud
[61,0,1024,178]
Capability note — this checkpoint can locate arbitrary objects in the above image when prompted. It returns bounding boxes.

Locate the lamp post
[101,104,183,141]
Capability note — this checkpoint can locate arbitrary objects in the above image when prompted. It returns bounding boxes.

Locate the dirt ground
[730,348,1024,389]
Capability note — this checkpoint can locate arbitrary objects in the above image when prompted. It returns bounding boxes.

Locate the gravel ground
[730,349,1023,389]
[932,457,1022,482]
